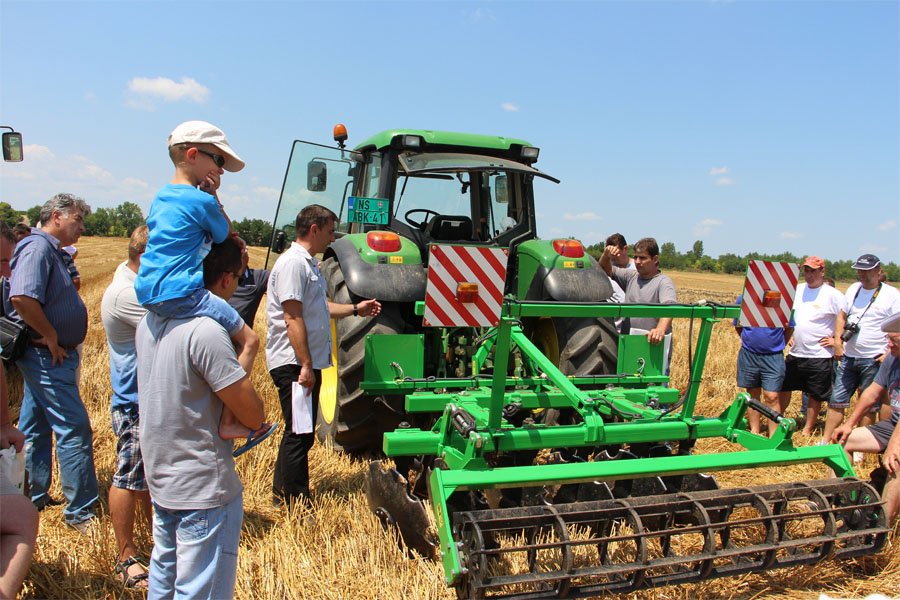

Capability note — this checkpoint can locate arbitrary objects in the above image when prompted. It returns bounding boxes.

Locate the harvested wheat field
[7,237,898,599]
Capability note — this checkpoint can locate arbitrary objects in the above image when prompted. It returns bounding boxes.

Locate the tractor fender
[525,255,614,302]
[326,237,426,302]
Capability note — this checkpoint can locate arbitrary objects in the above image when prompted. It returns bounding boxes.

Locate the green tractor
[267,126,617,453]
[267,128,888,597]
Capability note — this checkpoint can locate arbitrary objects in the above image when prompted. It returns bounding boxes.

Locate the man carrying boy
[139,238,268,599]
[135,120,274,452]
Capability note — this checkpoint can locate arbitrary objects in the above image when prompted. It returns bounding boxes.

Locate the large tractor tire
[316,257,405,454]
[529,316,618,377]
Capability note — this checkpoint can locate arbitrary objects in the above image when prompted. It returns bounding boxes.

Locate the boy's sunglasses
[195,148,226,168]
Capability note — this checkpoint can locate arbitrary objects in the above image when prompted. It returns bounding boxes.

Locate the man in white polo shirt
[265,204,381,507]
[778,256,845,437]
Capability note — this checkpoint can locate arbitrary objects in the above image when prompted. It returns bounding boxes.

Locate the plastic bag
[0,445,26,495]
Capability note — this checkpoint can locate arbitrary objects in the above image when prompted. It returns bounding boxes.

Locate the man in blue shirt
[6,193,99,530]
[101,225,151,587]
[734,295,793,436]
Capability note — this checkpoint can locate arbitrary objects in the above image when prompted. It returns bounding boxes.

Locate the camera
[841,322,861,343]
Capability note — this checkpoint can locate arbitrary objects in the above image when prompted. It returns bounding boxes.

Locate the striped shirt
[4,228,88,347]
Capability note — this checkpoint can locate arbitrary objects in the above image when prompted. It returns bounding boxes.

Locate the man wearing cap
[779,256,846,436]
[827,254,900,441]
[833,314,900,518]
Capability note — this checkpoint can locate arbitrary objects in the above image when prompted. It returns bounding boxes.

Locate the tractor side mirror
[495,175,508,204]
[2,132,23,162]
[271,229,286,254]
[307,160,327,192]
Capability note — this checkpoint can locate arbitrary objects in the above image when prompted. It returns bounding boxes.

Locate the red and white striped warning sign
[424,245,508,327]
[739,260,799,328]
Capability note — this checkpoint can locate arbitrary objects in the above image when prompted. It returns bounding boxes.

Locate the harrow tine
[451,478,888,599]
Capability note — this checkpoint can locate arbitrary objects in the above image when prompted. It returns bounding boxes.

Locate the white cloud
[121,178,149,191]
[779,231,802,239]
[253,186,279,199]
[859,243,887,256]
[465,7,497,22]
[715,177,734,186]
[709,166,728,176]
[23,144,54,161]
[876,219,896,232]
[563,212,601,221]
[126,76,210,105]
[693,218,723,236]
[501,103,519,112]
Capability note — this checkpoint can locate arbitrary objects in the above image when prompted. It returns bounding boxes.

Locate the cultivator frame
[364,300,888,598]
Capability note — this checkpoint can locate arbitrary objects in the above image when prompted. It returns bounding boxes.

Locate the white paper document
[291,381,314,434]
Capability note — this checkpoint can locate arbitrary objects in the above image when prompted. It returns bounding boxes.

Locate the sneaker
[67,517,97,535]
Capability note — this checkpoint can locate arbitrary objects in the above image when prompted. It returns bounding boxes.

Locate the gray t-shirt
[611,265,677,333]
[137,312,246,510]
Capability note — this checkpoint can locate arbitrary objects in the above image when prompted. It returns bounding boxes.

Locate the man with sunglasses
[135,121,274,452]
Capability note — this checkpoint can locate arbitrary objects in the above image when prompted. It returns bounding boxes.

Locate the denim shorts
[736,348,785,391]
[145,288,243,336]
[831,356,881,409]
[110,405,147,491]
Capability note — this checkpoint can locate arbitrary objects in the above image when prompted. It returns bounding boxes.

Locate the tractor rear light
[457,282,479,303]
[401,135,423,150]
[763,290,781,307]
[552,239,584,258]
[367,231,401,253]
[521,146,540,160]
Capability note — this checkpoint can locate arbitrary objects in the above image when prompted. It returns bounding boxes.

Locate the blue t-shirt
[135,184,230,304]
[734,295,790,354]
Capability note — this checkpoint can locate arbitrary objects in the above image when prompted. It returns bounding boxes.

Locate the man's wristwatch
[353,303,358,317]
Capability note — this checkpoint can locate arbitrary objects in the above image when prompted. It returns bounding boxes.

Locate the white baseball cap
[883,313,900,334]
[168,120,245,172]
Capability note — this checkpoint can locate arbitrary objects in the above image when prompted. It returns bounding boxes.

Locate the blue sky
[1,1,897,263]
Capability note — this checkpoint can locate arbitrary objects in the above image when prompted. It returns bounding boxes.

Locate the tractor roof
[354,129,532,153]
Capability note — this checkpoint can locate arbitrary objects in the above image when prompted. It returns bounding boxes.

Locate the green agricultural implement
[267,127,887,597]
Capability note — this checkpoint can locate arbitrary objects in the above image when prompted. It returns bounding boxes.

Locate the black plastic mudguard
[327,237,426,302]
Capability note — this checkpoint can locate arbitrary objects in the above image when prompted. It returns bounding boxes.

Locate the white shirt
[265,242,333,371]
[843,282,900,358]
[789,282,846,358]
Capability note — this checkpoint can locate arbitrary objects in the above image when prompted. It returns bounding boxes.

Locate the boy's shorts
[781,355,834,400]
[111,406,147,492]
[830,356,880,410]
[737,348,785,391]
[144,288,244,335]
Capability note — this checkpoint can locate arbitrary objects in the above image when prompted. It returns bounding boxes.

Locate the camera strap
[846,282,882,326]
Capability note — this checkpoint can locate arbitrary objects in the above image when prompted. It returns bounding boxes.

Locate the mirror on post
[495,175,508,204]
[1,128,23,162]
[307,160,327,192]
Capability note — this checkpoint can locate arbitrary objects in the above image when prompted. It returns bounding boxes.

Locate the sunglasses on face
[196,148,226,168]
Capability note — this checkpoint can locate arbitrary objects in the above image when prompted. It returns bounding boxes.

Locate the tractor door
[266,140,377,268]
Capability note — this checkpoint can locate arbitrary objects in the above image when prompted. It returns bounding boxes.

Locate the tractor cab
[266,127,559,268]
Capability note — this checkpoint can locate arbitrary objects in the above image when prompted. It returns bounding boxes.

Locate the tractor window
[394,173,470,221]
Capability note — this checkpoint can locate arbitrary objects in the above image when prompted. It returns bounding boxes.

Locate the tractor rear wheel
[529,316,618,376]
[316,257,405,454]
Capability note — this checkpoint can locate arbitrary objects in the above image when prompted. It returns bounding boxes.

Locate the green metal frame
[362,300,857,586]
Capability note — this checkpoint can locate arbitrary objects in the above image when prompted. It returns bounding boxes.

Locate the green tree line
[585,239,900,282]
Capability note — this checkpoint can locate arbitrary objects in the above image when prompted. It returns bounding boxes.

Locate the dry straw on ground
[6,237,897,599]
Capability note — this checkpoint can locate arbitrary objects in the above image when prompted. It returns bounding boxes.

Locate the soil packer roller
[267,127,887,598]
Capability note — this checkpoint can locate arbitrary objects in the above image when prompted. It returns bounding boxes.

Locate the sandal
[115,555,149,589]
[233,422,279,457]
